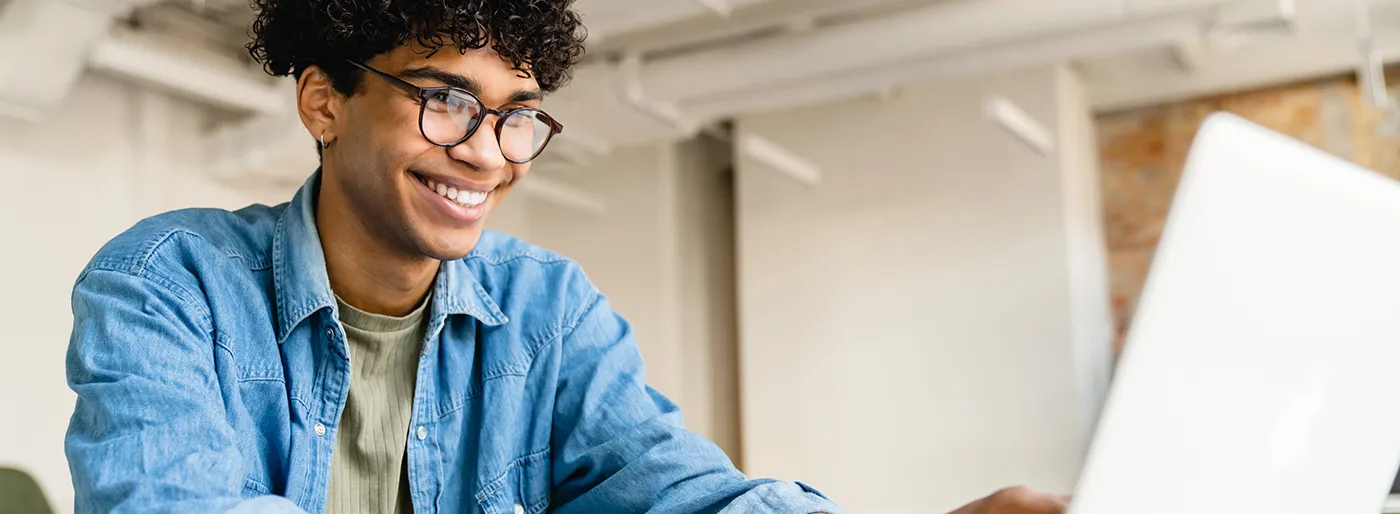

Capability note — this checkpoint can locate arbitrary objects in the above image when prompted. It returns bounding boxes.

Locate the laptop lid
[1068,113,1400,514]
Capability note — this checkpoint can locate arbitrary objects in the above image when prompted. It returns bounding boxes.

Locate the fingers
[948,486,1068,514]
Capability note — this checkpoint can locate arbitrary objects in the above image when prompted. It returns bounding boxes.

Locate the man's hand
[947,486,1069,514]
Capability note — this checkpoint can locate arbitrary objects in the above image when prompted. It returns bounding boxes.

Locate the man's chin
[417,232,483,262]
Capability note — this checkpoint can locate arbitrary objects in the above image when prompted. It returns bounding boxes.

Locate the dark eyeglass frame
[346,60,564,164]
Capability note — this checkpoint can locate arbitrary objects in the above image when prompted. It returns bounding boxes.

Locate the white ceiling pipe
[694,0,732,17]
[588,0,925,56]
[61,0,167,18]
[88,29,287,117]
[738,132,822,187]
[1355,0,1391,109]
[985,96,1056,156]
[1170,34,1213,73]
[682,10,1208,121]
[618,53,702,136]
[680,0,1292,120]
[637,0,1150,104]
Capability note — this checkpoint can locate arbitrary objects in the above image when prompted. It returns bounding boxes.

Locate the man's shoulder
[467,231,574,267]
[463,231,602,321]
[83,203,287,280]
[465,231,591,288]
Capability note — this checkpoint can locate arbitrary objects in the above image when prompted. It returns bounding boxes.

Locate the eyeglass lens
[420,89,552,162]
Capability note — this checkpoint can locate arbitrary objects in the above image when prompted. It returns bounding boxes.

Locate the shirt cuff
[719,480,845,513]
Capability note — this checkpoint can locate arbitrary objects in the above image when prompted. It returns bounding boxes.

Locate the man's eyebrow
[399,67,543,105]
[509,89,543,104]
[399,67,481,95]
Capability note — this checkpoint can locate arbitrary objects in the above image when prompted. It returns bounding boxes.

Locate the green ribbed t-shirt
[325,295,429,514]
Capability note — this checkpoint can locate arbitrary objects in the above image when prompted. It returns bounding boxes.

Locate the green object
[324,295,429,514]
[0,467,54,514]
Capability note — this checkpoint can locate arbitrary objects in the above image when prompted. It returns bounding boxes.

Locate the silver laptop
[1069,113,1400,514]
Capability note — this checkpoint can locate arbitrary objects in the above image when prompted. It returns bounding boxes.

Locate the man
[63,1,1068,512]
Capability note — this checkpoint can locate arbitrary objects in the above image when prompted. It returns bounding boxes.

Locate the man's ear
[297,66,342,145]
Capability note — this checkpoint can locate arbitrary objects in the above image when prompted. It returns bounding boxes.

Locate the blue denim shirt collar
[271,170,507,344]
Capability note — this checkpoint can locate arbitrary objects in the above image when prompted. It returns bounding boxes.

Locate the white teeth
[460,191,488,206]
[422,176,490,208]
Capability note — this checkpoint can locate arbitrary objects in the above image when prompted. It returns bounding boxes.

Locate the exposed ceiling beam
[88,28,286,117]
[586,0,935,57]
[637,0,1127,104]
[600,0,1294,131]
[0,0,163,120]
[1087,20,1400,111]
[680,9,1208,121]
[577,0,771,42]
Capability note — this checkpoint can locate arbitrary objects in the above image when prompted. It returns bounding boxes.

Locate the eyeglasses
[346,60,564,164]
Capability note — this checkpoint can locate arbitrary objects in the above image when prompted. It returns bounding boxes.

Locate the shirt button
[416,426,428,440]
[314,423,326,436]
[513,504,525,514]
[325,327,335,340]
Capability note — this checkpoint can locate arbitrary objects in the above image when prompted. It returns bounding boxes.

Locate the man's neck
[315,179,437,317]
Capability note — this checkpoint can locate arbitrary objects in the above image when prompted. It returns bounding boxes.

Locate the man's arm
[65,268,305,514]
[548,292,841,514]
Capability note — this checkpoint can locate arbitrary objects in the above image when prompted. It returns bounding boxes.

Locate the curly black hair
[246,0,587,95]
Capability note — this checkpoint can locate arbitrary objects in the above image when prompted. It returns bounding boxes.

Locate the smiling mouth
[413,173,492,208]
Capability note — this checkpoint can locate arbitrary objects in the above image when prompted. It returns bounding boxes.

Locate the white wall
[0,73,297,513]
[733,64,1112,513]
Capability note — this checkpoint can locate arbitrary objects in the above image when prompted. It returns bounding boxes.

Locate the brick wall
[1096,70,1400,354]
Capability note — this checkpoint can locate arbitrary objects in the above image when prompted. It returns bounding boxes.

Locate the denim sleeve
[65,269,306,514]
[549,293,842,514]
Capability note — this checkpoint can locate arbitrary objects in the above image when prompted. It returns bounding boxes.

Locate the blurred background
[1,0,1399,512]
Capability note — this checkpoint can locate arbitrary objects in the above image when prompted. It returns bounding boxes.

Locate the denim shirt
[65,173,841,514]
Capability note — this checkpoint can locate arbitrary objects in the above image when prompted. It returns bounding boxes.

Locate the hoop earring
[320,133,327,149]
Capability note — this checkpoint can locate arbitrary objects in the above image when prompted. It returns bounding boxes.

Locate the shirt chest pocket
[475,449,551,514]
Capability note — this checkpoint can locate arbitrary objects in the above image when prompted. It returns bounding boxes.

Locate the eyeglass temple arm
[345,60,423,97]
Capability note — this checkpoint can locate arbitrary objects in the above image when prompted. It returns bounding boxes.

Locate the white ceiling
[542,0,1400,148]
[575,0,775,41]
[4,0,1398,180]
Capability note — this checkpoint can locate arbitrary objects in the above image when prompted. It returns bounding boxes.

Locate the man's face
[327,44,540,261]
